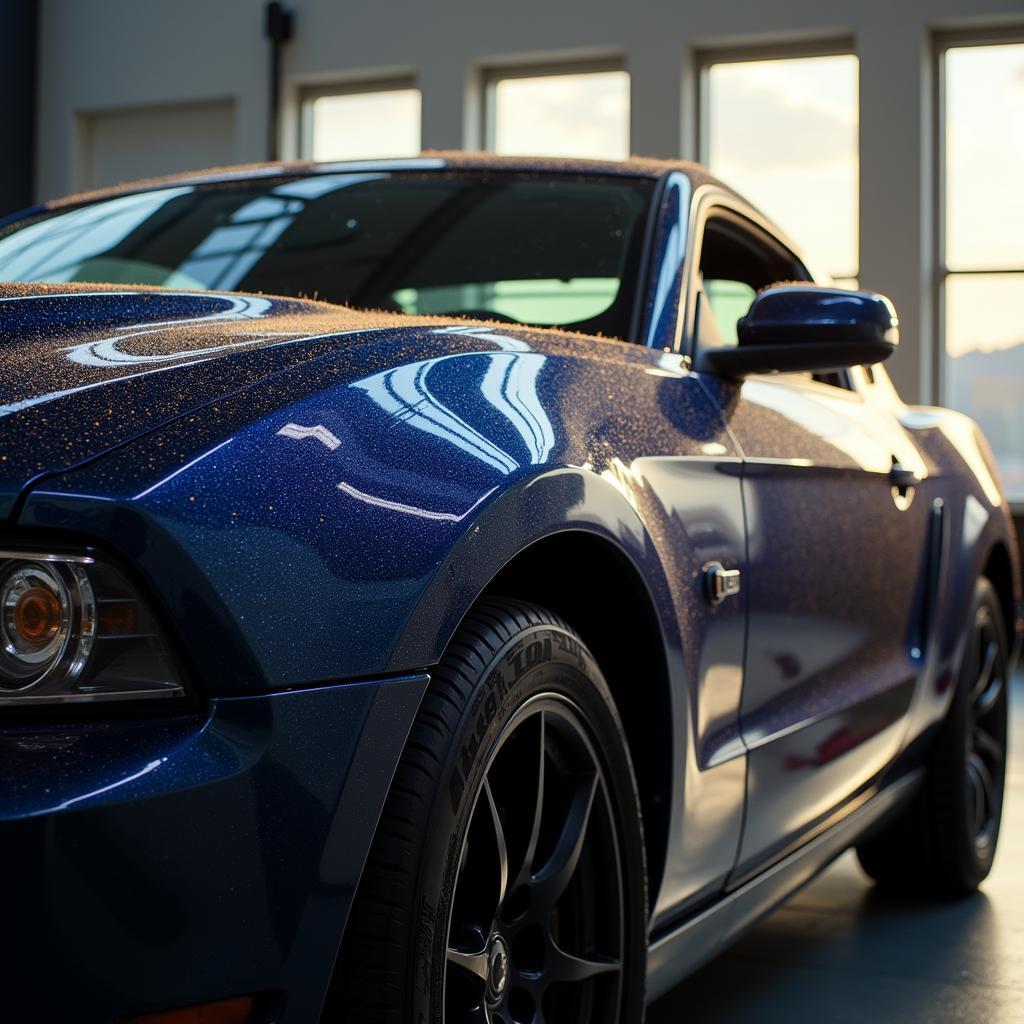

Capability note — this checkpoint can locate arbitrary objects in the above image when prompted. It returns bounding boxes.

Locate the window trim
[481,58,628,155]
[681,186,811,356]
[681,187,859,393]
[297,77,421,161]
[694,39,859,283]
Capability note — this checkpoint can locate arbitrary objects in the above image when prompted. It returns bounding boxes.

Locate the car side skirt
[645,768,923,1003]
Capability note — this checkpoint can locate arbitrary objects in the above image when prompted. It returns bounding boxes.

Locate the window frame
[297,77,421,162]
[482,58,629,156]
[932,29,1024,449]
[682,187,858,393]
[682,187,812,356]
[695,38,859,284]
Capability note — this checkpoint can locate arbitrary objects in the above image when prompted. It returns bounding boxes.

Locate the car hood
[0,283,443,519]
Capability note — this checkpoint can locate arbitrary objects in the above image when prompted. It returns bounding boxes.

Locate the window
[697,208,807,345]
[301,83,421,162]
[694,208,847,389]
[487,67,630,160]
[393,278,620,326]
[703,51,859,285]
[0,173,653,341]
[941,39,1024,503]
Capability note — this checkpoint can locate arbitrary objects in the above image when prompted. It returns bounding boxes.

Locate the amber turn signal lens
[13,586,62,649]
[123,995,255,1024]
[98,600,140,635]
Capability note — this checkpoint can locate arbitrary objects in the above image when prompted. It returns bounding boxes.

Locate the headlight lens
[0,549,185,706]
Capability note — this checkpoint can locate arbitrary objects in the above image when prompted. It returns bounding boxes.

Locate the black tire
[856,576,1009,897]
[335,598,648,1023]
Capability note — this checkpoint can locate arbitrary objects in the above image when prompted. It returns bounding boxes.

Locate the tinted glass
[0,173,653,339]
[698,210,806,344]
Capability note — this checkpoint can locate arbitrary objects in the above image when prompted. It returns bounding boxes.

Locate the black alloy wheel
[445,696,625,1023]
[963,597,1008,859]
[335,598,648,1024]
[857,576,1009,897]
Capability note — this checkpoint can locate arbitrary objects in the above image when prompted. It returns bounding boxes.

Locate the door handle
[703,561,741,606]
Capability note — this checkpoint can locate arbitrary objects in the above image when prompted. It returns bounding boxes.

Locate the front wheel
[857,576,1010,897]
[337,599,648,1023]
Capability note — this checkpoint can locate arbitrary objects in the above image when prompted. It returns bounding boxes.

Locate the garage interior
[2,0,1022,1020]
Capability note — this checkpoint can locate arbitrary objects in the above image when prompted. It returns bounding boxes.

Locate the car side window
[697,208,806,345]
[702,279,757,344]
[696,207,853,390]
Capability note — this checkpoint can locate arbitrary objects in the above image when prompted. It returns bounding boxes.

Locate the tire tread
[335,598,587,1022]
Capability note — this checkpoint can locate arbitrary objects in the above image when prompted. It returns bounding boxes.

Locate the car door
[689,198,933,880]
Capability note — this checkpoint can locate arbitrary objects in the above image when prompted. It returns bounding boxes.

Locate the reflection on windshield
[0,172,652,339]
[176,196,303,290]
[174,175,390,290]
[0,188,195,283]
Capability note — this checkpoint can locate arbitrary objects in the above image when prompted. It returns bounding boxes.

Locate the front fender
[18,327,731,695]
[17,326,750,924]
[395,466,682,672]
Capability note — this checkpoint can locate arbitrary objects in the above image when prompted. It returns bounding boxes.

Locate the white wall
[36,0,1024,404]
[75,99,236,191]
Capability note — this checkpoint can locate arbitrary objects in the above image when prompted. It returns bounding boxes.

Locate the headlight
[0,548,186,706]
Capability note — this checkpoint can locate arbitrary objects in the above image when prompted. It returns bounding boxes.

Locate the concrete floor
[649,673,1024,1024]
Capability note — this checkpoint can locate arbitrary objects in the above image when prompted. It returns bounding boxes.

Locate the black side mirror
[696,285,899,378]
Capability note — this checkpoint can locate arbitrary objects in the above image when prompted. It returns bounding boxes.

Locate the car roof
[39,150,744,212]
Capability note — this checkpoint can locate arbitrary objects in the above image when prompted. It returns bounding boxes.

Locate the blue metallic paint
[0,674,427,1021]
[638,171,691,350]
[0,155,1020,1021]
[702,373,932,874]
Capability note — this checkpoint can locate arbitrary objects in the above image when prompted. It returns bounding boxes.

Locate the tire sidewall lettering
[419,625,621,1023]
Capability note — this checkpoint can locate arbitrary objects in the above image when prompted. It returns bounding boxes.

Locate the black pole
[264,1,294,161]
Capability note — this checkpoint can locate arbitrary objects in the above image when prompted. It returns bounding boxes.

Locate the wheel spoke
[446,697,627,1024]
[547,941,621,984]
[447,941,489,986]
[515,712,547,888]
[483,777,509,909]
[532,771,598,906]
[974,726,1005,767]
[971,637,1000,715]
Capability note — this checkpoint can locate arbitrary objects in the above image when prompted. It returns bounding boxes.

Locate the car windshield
[0,171,654,339]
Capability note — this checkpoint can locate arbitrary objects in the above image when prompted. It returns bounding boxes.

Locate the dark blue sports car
[0,154,1019,1024]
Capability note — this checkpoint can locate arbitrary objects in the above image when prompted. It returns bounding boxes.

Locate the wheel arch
[394,467,686,914]
[482,530,674,912]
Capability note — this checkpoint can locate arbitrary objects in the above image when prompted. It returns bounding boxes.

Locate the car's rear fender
[894,404,1022,750]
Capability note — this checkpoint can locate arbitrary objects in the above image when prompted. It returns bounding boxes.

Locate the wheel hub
[486,935,510,1002]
